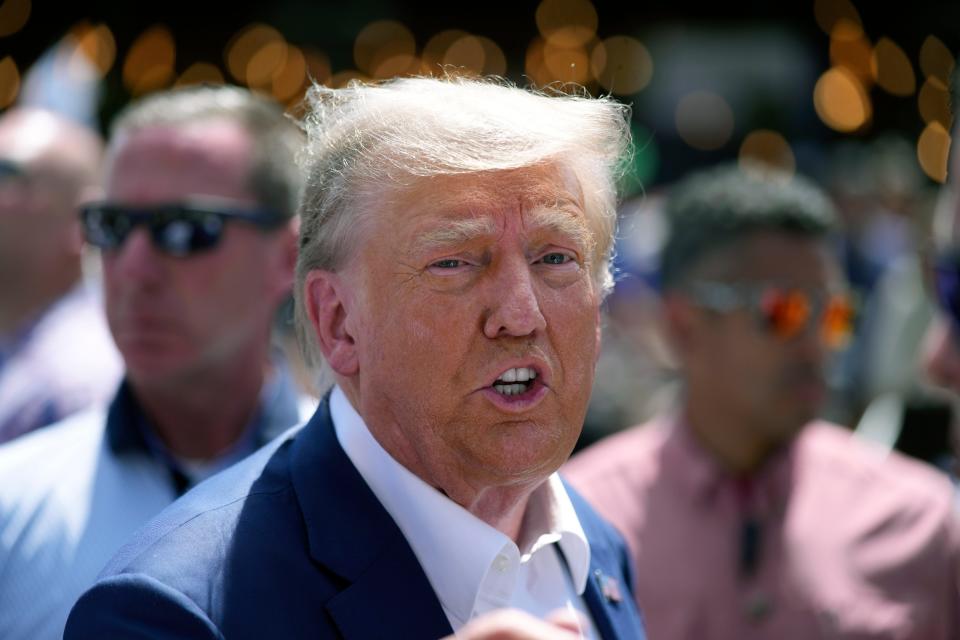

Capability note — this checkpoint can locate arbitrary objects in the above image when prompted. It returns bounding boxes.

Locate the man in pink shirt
[566,164,960,639]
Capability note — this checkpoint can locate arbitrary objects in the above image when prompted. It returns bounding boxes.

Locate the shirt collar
[106,356,304,482]
[330,386,590,626]
[662,412,797,514]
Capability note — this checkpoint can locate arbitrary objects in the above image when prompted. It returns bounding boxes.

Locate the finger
[544,608,588,633]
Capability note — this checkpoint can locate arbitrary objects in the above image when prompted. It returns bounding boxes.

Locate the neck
[0,265,80,338]
[461,485,538,543]
[683,396,778,475]
[130,355,271,460]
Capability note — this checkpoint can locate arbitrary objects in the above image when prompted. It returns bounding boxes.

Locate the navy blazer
[65,398,646,639]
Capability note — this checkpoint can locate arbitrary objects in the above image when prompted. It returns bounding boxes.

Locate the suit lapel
[582,547,643,640]
[289,398,453,639]
[568,481,647,640]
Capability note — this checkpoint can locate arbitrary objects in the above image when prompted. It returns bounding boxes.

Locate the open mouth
[491,366,538,396]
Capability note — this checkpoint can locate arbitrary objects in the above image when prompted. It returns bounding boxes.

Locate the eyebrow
[413,217,500,255]
[525,206,595,256]
[411,205,594,258]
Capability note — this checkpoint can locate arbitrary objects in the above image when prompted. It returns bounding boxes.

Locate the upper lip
[485,357,551,389]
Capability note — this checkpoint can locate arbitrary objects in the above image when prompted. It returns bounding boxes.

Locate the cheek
[545,294,601,379]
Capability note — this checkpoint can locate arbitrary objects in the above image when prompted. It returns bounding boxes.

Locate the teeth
[493,384,527,396]
[496,367,537,384]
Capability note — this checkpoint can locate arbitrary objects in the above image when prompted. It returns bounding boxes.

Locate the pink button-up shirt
[565,417,960,639]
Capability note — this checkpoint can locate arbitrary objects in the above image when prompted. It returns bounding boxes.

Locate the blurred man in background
[66,76,644,640]
[0,108,121,443]
[567,164,959,639]
[0,84,312,640]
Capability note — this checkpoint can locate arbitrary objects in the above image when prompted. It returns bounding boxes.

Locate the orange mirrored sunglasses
[685,281,855,348]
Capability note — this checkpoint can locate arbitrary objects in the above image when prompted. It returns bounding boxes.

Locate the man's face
[335,165,602,493]
[0,114,82,282]
[101,120,292,387]
[678,232,843,448]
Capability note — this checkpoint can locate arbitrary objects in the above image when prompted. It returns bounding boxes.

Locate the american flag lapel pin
[595,570,622,604]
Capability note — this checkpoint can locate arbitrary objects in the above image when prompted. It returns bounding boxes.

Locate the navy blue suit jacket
[65,398,646,639]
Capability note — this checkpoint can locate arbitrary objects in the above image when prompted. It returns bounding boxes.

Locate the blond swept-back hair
[295,75,632,381]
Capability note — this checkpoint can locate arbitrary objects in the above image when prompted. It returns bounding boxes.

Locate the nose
[787,313,831,368]
[922,316,960,393]
[104,227,165,288]
[482,257,547,339]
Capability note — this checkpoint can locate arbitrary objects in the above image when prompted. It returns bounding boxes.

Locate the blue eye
[540,253,570,265]
[432,259,463,269]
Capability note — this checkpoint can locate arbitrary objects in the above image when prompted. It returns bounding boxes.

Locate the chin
[465,437,566,482]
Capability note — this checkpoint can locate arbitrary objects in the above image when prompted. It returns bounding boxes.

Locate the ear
[65,187,100,260]
[64,212,85,260]
[662,291,699,361]
[304,269,359,377]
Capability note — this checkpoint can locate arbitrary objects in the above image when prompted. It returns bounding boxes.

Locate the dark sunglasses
[79,199,287,258]
[685,280,856,349]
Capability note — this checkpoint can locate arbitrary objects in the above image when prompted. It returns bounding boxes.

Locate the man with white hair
[65,76,646,639]
[0,108,121,443]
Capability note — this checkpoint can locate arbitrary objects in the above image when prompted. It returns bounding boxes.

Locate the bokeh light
[424,32,507,77]
[443,35,485,76]
[917,121,950,183]
[675,91,734,151]
[472,36,506,76]
[0,56,19,108]
[543,40,592,85]
[814,0,861,36]
[353,20,416,79]
[271,45,306,101]
[67,22,117,78]
[590,35,653,95]
[0,0,30,38]
[123,25,175,96]
[175,62,224,87]
[225,23,283,84]
[738,129,796,175]
[920,35,955,86]
[302,48,332,86]
[814,67,871,132]
[830,20,872,85]
[525,37,551,87]
[871,37,915,97]
[536,0,598,48]
[246,39,287,88]
[918,77,952,128]
[423,29,468,74]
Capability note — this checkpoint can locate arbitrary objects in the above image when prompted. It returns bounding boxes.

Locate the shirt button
[744,591,773,623]
[493,554,510,573]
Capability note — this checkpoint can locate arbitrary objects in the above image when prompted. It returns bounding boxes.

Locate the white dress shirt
[331,386,597,637]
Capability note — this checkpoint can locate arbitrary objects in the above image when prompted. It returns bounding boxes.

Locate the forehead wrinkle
[399,168,591,256]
